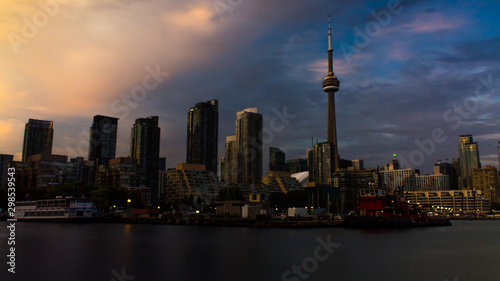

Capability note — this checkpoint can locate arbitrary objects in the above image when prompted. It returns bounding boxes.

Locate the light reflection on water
[0,220,498,281]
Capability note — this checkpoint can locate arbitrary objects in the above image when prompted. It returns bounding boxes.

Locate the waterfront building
[379,168,417,192]
[70,157,94,185]
[165,163,220,204]
[269,147,287,172]
[131,116,161,190]
[471,166,499,204]
[96,157,145,189]
[231,108,263,184]
[0,154,14,188]
[458,135,481,188]
[308,142,335,184]
[286,158,308,174]
[12,154,77,189]
[332,169,379,213]
[262,170,301,194]
[22,119,54,162]
[434,162,458,190]
[88,115,118,183]
[186,100,218,175]
[127,187,153,207]
[405,190,490,212]
[415,174,450,191]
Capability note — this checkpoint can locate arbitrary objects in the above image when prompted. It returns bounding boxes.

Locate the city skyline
[1,1,500,174]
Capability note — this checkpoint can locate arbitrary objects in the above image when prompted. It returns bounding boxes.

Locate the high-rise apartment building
[22,119,54,162]
[131,116,161,189]
[458,135,481,188]
[235,108,263,184]
[186,100,218,175]
[308,142,334,184]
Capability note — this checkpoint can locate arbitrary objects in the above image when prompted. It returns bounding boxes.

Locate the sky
[1,0,500,174]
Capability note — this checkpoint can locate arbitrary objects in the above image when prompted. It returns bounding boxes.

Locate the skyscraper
[186,99,219,175]
[22,119,54,162]
[322,15,340,172]
[88,115,118,182]
[235,108,263,184]
[223,136,237,183]
[269,147,286,172]
[458,135,481,188]
[308,142,334,184]
[131,116,161,189]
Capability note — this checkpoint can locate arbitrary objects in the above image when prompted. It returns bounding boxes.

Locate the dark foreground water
[0,220,499,281]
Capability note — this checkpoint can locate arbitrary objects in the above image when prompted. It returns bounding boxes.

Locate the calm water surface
[0,220,499,281]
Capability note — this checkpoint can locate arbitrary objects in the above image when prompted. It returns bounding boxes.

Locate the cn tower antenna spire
[328,14,332,51]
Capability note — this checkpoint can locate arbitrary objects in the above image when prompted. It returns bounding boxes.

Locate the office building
[88,115,118,182]
[22,119,54,162]
[269,147,287,172]
[286,158,308,174]
[131,116,161,189]
[186,100,218,175]
[434,162,458,190]
[70,157,94,185]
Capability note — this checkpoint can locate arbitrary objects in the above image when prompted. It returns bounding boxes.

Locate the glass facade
[22,119,54,162]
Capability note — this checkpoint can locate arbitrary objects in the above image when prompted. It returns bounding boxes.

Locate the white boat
[15,197,98,221]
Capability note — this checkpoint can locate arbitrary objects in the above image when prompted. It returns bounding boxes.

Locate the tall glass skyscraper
[458,135,480,177]
[131,116,161,189]
[88,115,118,182]
[186,100,218,175]
[458,135,481,188]
[22,118,54,162]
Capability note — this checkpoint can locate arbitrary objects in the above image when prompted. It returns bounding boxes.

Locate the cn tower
[322,15,340,171]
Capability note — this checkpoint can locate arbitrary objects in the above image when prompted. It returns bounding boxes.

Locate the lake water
[1,220,499,281]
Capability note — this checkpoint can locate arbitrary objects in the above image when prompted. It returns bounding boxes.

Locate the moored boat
[14,197,99,222]
[344,188,451,228]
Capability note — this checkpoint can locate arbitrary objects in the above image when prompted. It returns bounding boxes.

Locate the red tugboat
[344,188,451,228]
